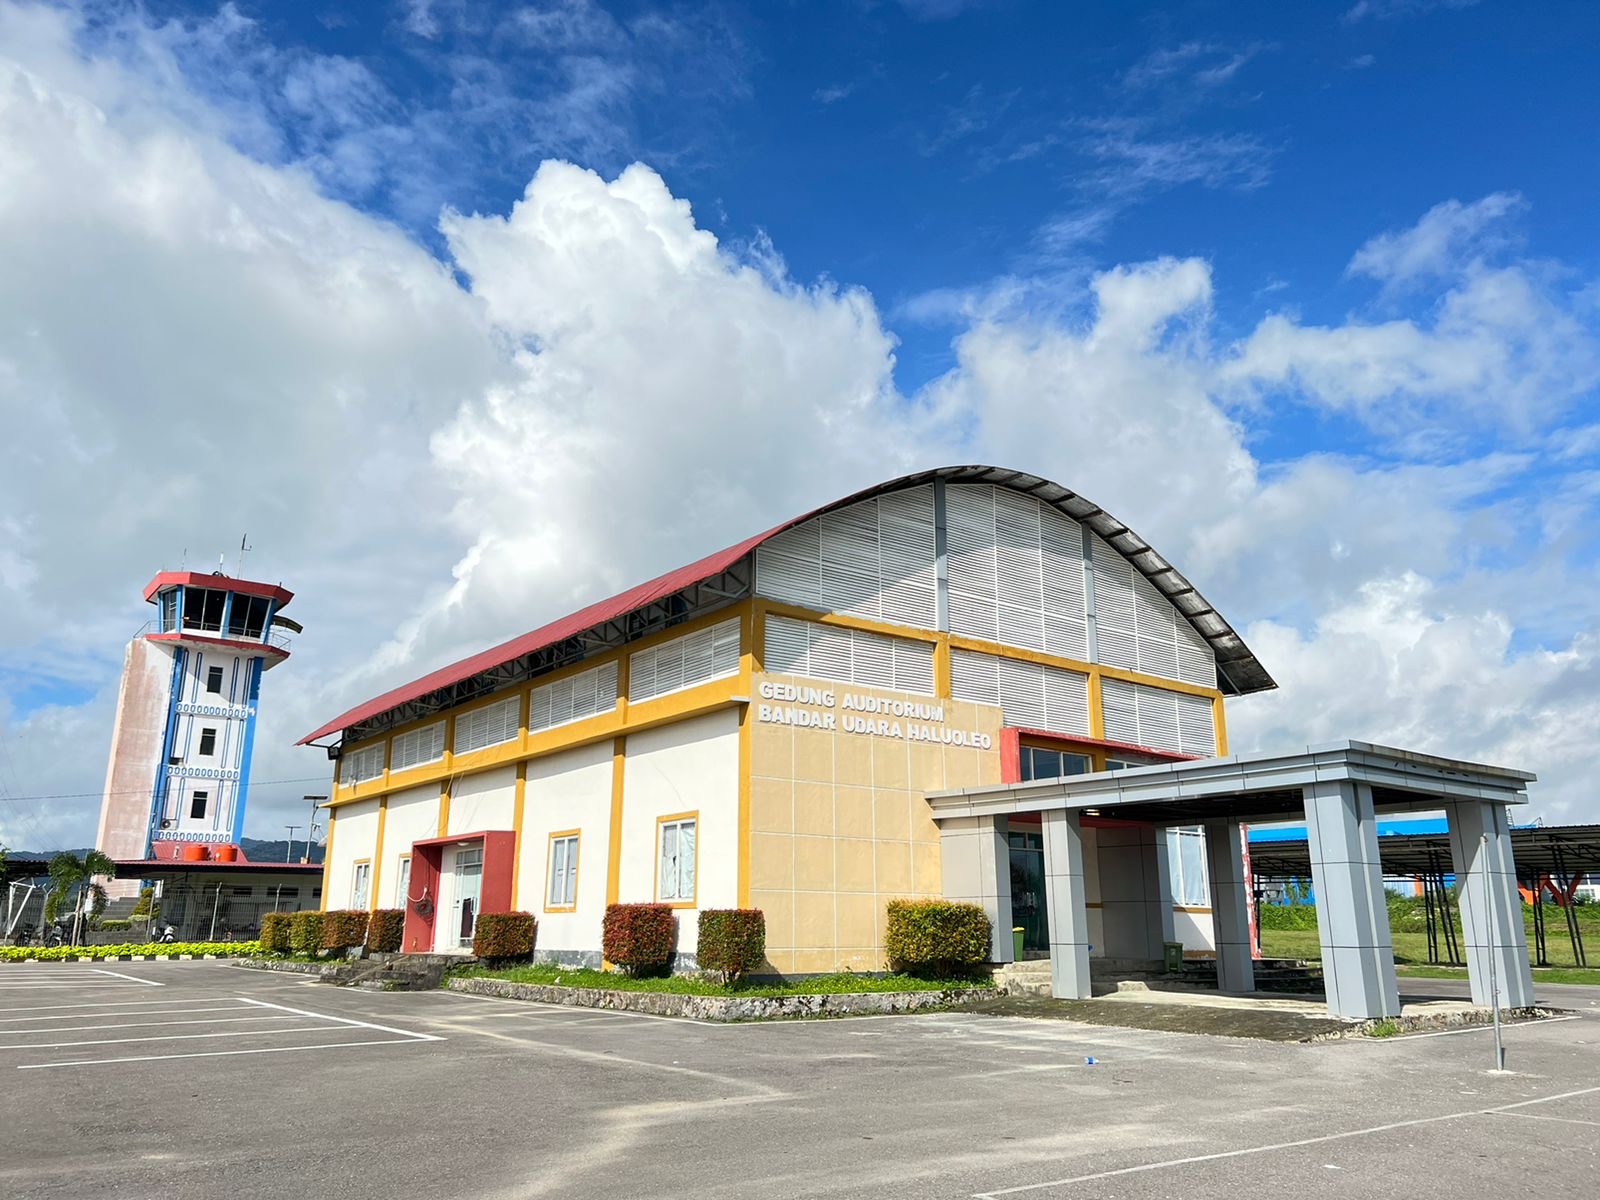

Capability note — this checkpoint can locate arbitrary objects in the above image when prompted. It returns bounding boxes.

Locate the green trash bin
[1163,940,1185,973]
[1013,927,1026,961]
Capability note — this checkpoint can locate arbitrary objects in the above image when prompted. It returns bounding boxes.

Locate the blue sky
[1,0,1598,845]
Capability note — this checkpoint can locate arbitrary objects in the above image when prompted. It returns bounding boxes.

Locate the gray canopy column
[938,814,1014,963]
[1446,801,1535,1008]
[1303,780,1400,1019]
[1203,819,1255,993]
[1041,809,1092,999]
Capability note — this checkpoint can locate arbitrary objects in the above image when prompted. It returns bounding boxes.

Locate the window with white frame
[1166,827,1209,907]
[351,862,372,909]
[339,742,386,785]
[547,834,579,908]
[394,856,411,908]
[658,817,696,903]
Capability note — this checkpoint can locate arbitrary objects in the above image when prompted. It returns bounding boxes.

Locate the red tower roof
[143,571,294,608]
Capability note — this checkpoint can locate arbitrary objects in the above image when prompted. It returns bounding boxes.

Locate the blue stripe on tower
[232,656,265,843]
[148,646,189,858]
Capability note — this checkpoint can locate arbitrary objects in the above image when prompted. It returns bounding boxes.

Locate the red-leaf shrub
[259,912,292,954]
[697,909,766,983]
[884,899,992,979]
[473,911,537,961]
[321,910,370,951]
[366,909,405,953]
[289,910,325,956]
[602,903,677,975]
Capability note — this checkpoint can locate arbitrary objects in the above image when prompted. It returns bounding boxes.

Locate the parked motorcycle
[151,924,177,944]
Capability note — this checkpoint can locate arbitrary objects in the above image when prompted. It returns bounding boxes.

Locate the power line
[0,775,333,804]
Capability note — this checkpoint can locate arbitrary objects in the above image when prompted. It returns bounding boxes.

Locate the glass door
[452,845,483,950]
[1008,830,1049,954]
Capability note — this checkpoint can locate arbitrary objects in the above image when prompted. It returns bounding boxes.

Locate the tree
[44,850,115,947]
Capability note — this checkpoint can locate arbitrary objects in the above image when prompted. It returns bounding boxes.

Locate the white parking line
[1,1005,258,1023]
[234,997,446,1041]
[0,1015,301,1035]
[0,1024,334,1050]
[90,969,162,986]
[0,999,236,1013]
[971,1084,1600,1196]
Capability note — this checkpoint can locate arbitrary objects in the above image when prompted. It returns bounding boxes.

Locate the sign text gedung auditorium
[755,679,994,748]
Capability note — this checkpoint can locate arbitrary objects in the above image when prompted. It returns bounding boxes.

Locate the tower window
[190,790,209,819]
[226,594,272,640]
[198,728,217,756]
[206,666,224,694]
[183,588,227,632]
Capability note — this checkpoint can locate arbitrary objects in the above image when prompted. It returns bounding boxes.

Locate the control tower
[95,571,297,894]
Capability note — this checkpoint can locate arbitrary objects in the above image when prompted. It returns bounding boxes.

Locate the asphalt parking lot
[2,963,1597,1200]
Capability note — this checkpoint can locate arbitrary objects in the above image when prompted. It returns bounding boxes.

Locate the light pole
[302,796,328,864]
[284,825,300,863]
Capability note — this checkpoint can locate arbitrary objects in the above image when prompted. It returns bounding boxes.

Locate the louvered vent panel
[950,648,1000,707]
[820,503,882,618]
[763,615,933,695]
[1135,688,1182,753]
[878,486,937,627]
[892,638,936,694]
[1176,621,1215,687]
[629,618,740,702]
[390,722,444,771]
[997,656,1048,729]
[1176,692,1217,756]
[1043,666,1090,736]
[339,743,386,785]
[945,487,997,641]
[1101,678,1140,744]
[455,695,520,754]
[1092,536,1139,671]
[1044,612,1087,660]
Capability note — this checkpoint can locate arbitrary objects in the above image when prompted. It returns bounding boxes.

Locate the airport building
[303,466,1536,1019]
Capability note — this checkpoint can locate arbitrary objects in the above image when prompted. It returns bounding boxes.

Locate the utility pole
[302,796,328,863]
[284,825,300,863]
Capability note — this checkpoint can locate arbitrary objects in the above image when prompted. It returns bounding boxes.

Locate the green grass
[1262,917,1598,981]
[1397,963,1600,986]
[1364,1019,1401,1038]
[453,963,993,997]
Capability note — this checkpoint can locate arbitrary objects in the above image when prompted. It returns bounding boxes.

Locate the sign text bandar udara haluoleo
[755,679,995,748]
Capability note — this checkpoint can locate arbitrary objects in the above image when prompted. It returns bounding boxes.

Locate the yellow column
[1087,671,1105,740]
[933,636,952,698]
[368,798,388,911]
[318,805,335,912]
[510,763,527,909]
[605,737,626,906]
[437,779,452,838]
[1212,694,1230,757]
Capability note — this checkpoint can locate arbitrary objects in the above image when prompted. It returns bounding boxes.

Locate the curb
[446,975,982,1021]
[1,953,250,964]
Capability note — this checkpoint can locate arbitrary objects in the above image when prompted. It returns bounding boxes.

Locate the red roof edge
[144,571,294,608]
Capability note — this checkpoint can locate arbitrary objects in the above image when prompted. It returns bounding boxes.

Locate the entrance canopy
[927,740,1537,1021]
[926,740,1534,826]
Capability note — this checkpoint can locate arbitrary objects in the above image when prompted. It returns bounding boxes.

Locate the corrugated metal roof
[299,465,1275,745]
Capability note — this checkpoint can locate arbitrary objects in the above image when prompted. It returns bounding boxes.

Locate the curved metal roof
[299,465,1274,745]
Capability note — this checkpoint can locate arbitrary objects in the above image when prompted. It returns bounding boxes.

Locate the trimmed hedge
[602,903,677,975]
[1,941,262,962]
[884,899,992,979]
[473,911,536,961]
[259,912,293,954]
[98,918,133,931]
[289,910,326,956]
[367,909,405,954]
[698,909,766,983]
[321,910,371,951]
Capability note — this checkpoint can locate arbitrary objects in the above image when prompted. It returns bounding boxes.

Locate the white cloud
[2,1,1599,855]
[1343,0,1481,23]
[1348,192,1525,286]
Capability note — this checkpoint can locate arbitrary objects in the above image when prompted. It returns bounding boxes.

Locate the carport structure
[930,740,1536,1020]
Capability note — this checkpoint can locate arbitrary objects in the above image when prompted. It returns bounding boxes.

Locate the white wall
[327,799,380,911]
[1172,907,1217,953]
[618,708,740,954]
[382,783,440,908]
[518,740,614,958]
[448,764,517,835]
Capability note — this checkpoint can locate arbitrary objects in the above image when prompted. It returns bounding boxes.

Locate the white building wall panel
[518,740,615,959]
[447,764,517,835]
[618,709,740,955]
[327,799,380,911]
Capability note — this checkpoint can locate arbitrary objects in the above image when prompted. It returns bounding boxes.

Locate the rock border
[447,974,982,1021]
